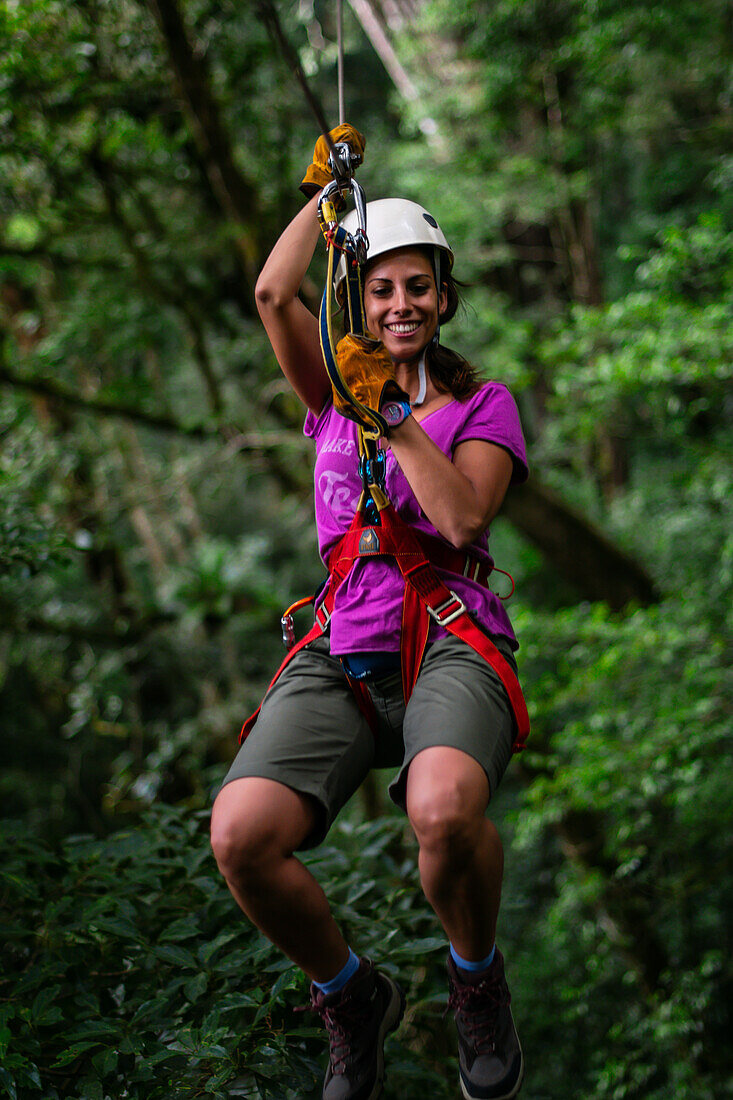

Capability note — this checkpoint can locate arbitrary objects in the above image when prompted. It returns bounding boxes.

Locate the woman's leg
[398,639,523,1098]
[210,776,350,982]
[405,745,501,959]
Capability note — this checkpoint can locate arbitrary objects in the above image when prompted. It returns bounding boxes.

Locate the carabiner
[358,447,386,495]
[280,595,316,650]
[349,179,368,265]
[318,176,369,263]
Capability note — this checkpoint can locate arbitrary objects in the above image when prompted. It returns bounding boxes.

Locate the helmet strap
[432,246,442,350]
[414,354,427,406]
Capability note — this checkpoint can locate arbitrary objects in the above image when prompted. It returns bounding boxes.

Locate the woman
[211,126,528,1100]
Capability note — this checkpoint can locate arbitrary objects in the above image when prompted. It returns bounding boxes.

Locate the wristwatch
[380,399,412,433]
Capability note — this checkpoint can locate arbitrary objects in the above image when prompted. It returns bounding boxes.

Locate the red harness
[240,499,530,752]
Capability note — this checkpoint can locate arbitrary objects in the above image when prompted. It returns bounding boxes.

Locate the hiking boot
[447,949,524,1099]
[307,957,405,1100]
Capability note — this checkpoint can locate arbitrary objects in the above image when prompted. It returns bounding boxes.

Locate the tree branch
[1,352,658,610]
[0,358,214,439]
[87,148,229,417]
[347,0,443,146]
[501,477,660,609]
[0,352,309,498]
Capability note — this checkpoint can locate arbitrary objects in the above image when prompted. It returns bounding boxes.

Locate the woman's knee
[210,776,316,883]
[408,789,480,860]
[406,747,490,857]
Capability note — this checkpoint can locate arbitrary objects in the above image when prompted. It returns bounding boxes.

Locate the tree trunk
[147,0,263,295]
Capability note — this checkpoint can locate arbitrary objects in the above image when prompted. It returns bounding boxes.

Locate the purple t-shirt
[304,382,528,655]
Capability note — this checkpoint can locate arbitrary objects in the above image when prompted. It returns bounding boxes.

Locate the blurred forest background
[1,1,731,1098]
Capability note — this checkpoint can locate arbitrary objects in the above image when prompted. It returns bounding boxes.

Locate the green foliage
[1,807,312,1100]
[1,0,732,1097]
[0,401,72,575]
[506,590,732,1099]
[0,500,68,576]
[539,214,733,455]
[3,639,731,1100]
[412,0,733,304]
[0,808,456,1100]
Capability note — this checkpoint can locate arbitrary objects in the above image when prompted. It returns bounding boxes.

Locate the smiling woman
[337,197,484,404]
[211,125,529,1100]
[363,248,446,369]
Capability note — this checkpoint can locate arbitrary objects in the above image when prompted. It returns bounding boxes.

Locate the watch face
[382,401,407,426]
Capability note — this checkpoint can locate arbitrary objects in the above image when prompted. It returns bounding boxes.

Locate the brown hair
[426,253,482,400]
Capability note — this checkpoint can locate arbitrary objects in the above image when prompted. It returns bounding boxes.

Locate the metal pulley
[328,140,362,183]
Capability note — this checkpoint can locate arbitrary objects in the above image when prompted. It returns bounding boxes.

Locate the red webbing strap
[240,502,529,752]
[329,523,491,586]
[377,504,530,752]
[344,675,379,735]
[409,564,529,751]
[400,581,430,703]
[455,618,529,750]
[239,617,324,742]
[239,511,364,744]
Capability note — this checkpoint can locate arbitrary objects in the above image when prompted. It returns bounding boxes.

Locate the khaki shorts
[221,632,518,850]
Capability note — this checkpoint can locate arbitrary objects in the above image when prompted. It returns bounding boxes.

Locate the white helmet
[335,198,453,298]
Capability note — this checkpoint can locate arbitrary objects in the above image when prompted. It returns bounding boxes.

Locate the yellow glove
[300,123,366,198]
[332,334,408,431]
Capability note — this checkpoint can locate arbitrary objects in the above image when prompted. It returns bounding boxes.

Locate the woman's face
[363,248,447,366]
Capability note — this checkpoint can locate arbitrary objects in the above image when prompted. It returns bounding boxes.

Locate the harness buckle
[315,603,332,630]
[463,555,482,582]
[426,590,467,627]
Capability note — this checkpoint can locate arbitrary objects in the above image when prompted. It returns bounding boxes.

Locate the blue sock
[450,943,496,973]
[313,948,360,996]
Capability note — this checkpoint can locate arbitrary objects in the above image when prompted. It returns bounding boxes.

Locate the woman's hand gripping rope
[332,334,409,433]
[301,123,366,197]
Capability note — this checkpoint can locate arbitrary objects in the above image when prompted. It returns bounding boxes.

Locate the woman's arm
[254,193,331,415]
[388,418,513,549]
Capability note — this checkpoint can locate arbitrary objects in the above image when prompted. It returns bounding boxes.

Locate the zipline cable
[259,0,373,437]
[337,0,345,125]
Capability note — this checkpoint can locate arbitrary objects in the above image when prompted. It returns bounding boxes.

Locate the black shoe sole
[459,1055,524,1100]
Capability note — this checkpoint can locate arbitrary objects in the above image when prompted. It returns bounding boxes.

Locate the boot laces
[447,973,508,1054]
[301,991,374,1075]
